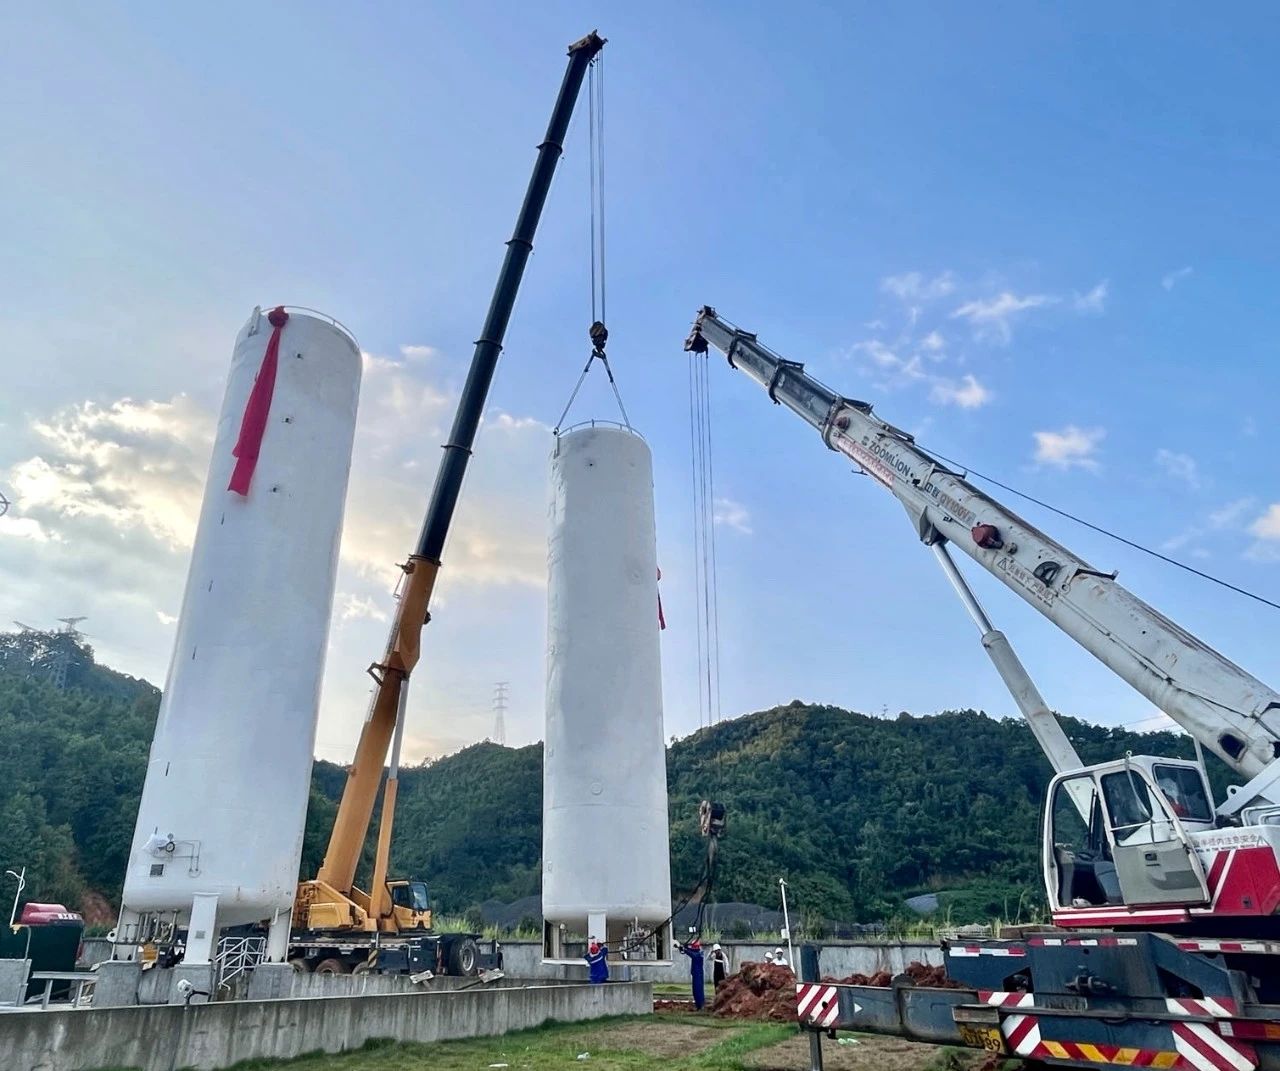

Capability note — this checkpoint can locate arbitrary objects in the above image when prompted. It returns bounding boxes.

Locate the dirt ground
[237,1012,1009,1071]
[745,1031,992,1071]
[564,1019,727,1059]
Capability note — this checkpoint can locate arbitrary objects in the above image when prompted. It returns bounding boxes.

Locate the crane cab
[386,879,432,932]
[1042,756,1213,917]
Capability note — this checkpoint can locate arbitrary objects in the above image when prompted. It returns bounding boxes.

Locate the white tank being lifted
[542,423,672,964]
[117,306,361,966]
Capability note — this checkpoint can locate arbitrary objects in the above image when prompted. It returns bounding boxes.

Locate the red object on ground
[228,306,289,496]
[712,961,798,1021]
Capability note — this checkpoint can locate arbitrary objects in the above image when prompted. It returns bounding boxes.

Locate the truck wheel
[448,937,480,976]
[314,957,350,975]
[350,961,373,976]
[288,957,312,973]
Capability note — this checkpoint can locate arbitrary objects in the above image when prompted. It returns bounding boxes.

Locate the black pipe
[415,30,605,565]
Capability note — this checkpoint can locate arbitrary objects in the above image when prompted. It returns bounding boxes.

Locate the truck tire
[448,937,480,976]
[314,957,350,975]
[288,957,312,973]
[350,960,373,976]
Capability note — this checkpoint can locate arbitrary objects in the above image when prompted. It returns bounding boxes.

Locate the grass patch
[216,1016,793,1071]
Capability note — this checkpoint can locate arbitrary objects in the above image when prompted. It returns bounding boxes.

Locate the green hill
[0,631,1222,926]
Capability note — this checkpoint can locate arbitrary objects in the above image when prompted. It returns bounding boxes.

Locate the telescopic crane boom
[295,31,606,936]
[702,306,1280,1070]
[686,306,1280,818]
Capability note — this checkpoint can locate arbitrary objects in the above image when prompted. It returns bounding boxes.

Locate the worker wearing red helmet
[585,937,609,984]
[680,936,706,1010]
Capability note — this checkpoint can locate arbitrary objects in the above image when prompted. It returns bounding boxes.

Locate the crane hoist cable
[688,345,722,732]
[553,50,631,434]
[688,347,728,940]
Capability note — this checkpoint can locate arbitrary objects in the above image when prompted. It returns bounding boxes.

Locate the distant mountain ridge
[0,632,1217,925]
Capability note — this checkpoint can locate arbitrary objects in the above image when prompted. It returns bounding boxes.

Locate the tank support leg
[265,907,291,963]
[184,893,219,965]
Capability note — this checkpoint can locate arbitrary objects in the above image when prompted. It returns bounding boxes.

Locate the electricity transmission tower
[492,682,509,746]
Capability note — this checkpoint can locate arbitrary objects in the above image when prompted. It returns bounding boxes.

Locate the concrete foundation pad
[0,958,30,1007]
[245,962,295,1001]
[169,964,215,1005]
[93,960,142,1008]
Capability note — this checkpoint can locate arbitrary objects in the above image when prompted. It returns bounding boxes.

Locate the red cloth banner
[228,306,288,496]
[657,567,667,631]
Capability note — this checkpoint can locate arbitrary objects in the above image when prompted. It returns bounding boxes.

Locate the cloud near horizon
[0,343,552,761]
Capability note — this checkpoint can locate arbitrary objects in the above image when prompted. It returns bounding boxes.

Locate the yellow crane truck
[284,29,605,977]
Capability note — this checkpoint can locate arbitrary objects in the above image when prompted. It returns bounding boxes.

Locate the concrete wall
[78,938,112,968]
[0,980,652,1071]
[254,969,574,1000]
[497,940,942,982]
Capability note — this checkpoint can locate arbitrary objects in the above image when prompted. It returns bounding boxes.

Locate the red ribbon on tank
[657,567,667,631]
[228,306,288,496]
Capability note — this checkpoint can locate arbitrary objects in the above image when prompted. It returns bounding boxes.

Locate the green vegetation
[0,631,1227,927]
[215,1017,791,1071]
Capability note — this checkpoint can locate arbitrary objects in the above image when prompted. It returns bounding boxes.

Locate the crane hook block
[699,799,726,838]
[589,320,608,353]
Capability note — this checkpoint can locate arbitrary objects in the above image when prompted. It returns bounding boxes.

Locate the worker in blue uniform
[585,938,609,984]
[681,937,706,1009]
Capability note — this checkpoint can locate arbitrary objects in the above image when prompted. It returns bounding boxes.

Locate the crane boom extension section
[686,306,1280,813]
[303,31,606,932]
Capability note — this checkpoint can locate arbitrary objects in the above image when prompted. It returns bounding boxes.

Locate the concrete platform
[0,978,652,1071]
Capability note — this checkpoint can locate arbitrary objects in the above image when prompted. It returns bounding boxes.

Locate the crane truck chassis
[686,307,1280,1070]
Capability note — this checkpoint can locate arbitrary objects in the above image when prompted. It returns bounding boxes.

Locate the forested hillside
[0,632,1221,925]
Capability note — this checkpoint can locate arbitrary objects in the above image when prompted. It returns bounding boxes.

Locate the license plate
[957,1024,1006,1054]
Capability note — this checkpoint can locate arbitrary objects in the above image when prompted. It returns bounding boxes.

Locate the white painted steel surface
[121,308,360,930]
[542,426,671,934]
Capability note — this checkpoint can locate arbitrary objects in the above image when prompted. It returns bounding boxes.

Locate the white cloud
[1162,497,1255,556]
[1032,425,1105,470]
[713,496,752,534]
[951,291,1055,342]
[0,516,56,542]
[1246,504,1280,561]
[1209,497,1255,529]
[929,374,992,409]
[1250,505,1280,542]
[336,593,389,624]
[0,340,555,763]
[851,340,927,386]
[1073,280,1109,313]
[850,334,988,409]
[881,271,955,303]
[1162,266,1193,291]
[1155,448,1200,489]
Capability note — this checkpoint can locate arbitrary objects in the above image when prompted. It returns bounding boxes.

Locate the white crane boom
[686,307,1280,814]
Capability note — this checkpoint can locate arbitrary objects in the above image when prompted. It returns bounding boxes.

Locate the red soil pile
[822,961,967,989]
[711,961,798,1021]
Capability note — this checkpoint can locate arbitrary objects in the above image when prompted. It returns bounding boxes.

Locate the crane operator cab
[1043,756,1214,911]
[387,879,432,932]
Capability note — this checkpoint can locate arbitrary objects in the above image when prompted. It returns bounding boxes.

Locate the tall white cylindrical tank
[542,425,671,950]
[120,307,360,944]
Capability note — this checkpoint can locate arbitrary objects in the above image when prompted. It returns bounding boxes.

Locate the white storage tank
[542,424,672,963]
[118,306,361,965]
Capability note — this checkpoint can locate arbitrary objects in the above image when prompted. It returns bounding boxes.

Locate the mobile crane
[686,307,1280,1070]
[283,31,605,979]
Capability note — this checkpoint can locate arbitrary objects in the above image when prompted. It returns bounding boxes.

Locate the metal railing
[215,935,267,992]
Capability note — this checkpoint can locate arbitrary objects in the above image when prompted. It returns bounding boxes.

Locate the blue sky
[2,4,1278,761]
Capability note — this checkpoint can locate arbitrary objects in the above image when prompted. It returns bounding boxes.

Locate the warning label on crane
[831,432,896,487]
